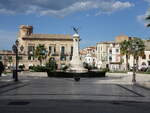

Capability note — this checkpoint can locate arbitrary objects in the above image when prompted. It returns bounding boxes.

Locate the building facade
[80,46,97,67]
[15,25,73,69]
[96,35,150,71]
[0,50,15,69]
[96,42,111,69]
[107,43,121,71]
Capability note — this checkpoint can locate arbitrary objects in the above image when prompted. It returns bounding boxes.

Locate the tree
[46,57,57,72]
[120,40,131,71]
[35,44,47,66]
[130,38,145,70]
[145,15,150,27]
[120,38,145,71]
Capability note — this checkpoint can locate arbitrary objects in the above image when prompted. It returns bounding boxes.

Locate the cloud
[137,14,146,23]
[137,1,150,26]
[0,0,134,17]
[144,0,150,3]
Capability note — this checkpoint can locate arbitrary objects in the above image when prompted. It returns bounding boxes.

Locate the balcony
[51,53,59,56]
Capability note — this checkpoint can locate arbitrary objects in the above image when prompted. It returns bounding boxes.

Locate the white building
[96,42,111,69]
[107,43,121,71]
[80,46,97,67]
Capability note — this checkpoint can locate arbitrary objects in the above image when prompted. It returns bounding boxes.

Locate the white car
[138,65,148,71]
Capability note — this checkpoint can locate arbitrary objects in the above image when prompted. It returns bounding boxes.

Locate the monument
[67,27,88,73]
[47,27,106,79]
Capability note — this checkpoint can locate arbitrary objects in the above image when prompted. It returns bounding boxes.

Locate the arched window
[61,46,65,55]
[60,46,66,61]
[28,46,35,60]
[109,49,112,54]
[109,56,112,61]
[71,46,73,55]
[49,46,52,54]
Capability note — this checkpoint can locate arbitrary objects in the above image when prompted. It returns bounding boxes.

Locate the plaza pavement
[0,72,150,102]
[0,72,150,113]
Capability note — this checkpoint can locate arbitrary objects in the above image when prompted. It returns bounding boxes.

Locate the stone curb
[135,83,150,91]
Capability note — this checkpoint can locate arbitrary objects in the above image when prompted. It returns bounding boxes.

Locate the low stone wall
[47,71,106,78]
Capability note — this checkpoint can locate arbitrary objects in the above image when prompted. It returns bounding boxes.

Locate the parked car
[138,65,148,72]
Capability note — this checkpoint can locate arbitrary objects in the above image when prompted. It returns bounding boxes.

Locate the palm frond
[146,15,150,20]
[147,23,150,27]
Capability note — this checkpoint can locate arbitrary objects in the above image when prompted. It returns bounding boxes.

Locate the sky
[0,0,150,50]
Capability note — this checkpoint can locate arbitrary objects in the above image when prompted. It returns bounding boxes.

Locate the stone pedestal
[67,33,88,73]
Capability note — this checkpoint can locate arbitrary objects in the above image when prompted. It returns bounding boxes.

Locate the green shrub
[83,62,93,71]
[0,61,5,76]
[46,57,57,72]
[31,65,47,72]
[101,68,109,72]
[146,68,150,72]
[19,64,25,71]
[61,65,69,71]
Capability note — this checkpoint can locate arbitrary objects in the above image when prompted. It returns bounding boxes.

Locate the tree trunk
[126,55,129,71]
[40,59,42,66]
[136,57,139,71]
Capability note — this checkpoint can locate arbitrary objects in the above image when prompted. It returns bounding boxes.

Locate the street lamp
[12,40,24,82]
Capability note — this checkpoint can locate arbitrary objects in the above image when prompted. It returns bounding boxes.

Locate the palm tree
[130,38,145,70]
[120,40,131,71]
[145,15,150,27]
[35,44,47,66]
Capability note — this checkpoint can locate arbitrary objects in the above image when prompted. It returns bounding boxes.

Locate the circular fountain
[47,28,106,79]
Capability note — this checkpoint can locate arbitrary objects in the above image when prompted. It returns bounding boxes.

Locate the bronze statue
[73,27,79,34]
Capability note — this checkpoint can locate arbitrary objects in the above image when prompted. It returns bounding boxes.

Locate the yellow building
[17,25,73,69]
[115,35,131,43]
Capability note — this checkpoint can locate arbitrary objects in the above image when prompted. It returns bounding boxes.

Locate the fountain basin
[47,70,106,78]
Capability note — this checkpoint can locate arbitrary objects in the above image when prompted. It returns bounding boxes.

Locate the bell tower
[19,25,33,37]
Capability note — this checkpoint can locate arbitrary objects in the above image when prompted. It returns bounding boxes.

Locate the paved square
[0,76,150,101]
[1,75,150,113]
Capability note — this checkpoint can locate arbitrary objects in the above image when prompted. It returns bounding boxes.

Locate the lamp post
[12,40,19,82]
[132,54,136,83]
[12,40,24,82]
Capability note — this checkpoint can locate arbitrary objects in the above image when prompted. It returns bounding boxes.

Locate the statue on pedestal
[67,27,87,73]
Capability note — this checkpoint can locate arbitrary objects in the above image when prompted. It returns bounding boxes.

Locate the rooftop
[97,41,115,44]
[22,34,73,41]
